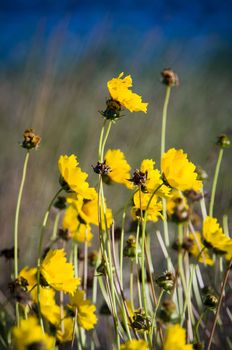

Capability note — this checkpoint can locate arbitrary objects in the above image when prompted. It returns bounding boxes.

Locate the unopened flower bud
[201,286,218,310]
[21,129,41,150]
[123,235,139,258]
[158,299,178,323]
[217,134,230,149]
[161,69,179,87]
[53,196,67,210]
[88,250,99,267]
[156,271,175,292]
[196,166,208,181]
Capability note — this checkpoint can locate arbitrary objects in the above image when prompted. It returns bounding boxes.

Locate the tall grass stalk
[209,148,223,217]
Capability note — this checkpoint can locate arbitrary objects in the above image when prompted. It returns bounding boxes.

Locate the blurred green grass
[0,39,231,288]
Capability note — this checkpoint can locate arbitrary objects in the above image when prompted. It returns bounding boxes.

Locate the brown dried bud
[58,228,71,241]
[0,247,18,260]
[92,160,111,175]
[161,69,179,87]
[9,277,32,305]
[132,309,151,331]
[21,129,41,150]
[158,299,178,323]
[88,250,99,267]
[129,169,148,190]
[217,134,230,149]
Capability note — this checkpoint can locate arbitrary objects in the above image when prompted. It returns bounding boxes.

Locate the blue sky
[1,0,231,67]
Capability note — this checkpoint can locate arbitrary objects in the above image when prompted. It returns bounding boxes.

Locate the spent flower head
[161,68,179,87]
[21,128,41,150]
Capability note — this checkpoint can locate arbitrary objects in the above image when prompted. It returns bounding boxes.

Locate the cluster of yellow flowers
[9,72,231,350]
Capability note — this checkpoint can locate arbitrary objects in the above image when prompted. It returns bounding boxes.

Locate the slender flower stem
[207,258,232,350]
[36,187,63,330]
[130,260,134,310]
[160,86,171,268]
[209,148,223,217]
[98,120,106,161]
[100,120,112,162]
[14,150,30,326]
[160,86,171,161]
[14,151,30,279]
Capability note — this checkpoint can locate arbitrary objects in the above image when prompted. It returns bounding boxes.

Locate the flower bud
[217,134,230,149]
[161,69,179,87]
[100,99,122,120]
[53,196,67,210]
[201,286,218,310]
[88,250,99,267]
[58,228,71,241]
[156,271,175,292]
[123,235,139,258]
[158,299,178,323]
[21,129,41,150]
[132,309,151,331]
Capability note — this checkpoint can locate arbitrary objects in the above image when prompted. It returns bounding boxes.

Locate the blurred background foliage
[0,0,232,288]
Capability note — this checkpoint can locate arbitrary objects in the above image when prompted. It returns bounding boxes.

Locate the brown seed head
[22,129,41,150]
[161,68,179,87]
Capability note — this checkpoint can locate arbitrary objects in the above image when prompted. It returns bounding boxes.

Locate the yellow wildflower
[163,324,193,350]
[134,159,170,197]
[56,317,74,343]
[70,289,97,330]
[12,317,55,350]
[104,149,133,188]
[131,191,163,222]
[203,216,232,259]
[62,205,93,243]
[58,155,95,200]
[19,267,61,325]
[120,339,149,350]
[107,72,148,113]
[41,249,80,294]
[188,232,214,266]
[161,148,202,191]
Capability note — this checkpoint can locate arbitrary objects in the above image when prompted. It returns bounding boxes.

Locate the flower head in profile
[102,73,148,120]
[12,317,55,350]
[58,155,96,200]
[131,191,163,222]
[69,289,97,330]
[163,324,193,350]
[203,216,232,259]
[162,148,202,192]
[104,149,133,188]
[188,232,214,266]
[120,339,149,350]
[41,249,80,294]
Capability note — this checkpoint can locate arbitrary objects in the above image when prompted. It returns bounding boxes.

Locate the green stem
[207,258,232,350]
[178,224,188,323]
[130,259,134,310]
[195,309,206,343]
[14,151,30,279]
[36,187,63,330]
[100,120,113,162]
[98,120,106,161]
[160,86,171,161]
[209,148,223,217]
[14,150,30,326]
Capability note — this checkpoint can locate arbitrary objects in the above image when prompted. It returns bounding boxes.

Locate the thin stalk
[130,260,134,310]
[36,187,63,330]
[14,150,30,326]
[83,236,88,293]
[150,290,164,340]
[209,148,223,217]
[98,119,106,161]
[195,310,206,343]
[207,258,232,350]
[178,224,188,323]
[50,211,61,241]
[100,121,112,162]
[14,151,30,279]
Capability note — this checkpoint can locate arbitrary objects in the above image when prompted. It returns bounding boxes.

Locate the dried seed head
[129,169,148,189]
[132,309,151,331]
[8,277,32,305]
[21,129,41,150]
[217,134,231,149]
[92,160,111,175]
[161,69,179,87]
[58,228,71,241]
[0,247,18,260]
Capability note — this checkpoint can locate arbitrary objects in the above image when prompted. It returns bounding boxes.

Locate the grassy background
[0,25,231,290]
